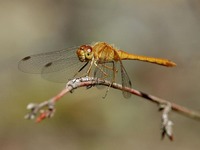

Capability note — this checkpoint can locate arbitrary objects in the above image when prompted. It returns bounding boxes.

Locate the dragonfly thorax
[76,45,94,62]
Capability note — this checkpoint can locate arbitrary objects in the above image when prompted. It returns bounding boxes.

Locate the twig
[25,76,200,140]
[159,103,173,141]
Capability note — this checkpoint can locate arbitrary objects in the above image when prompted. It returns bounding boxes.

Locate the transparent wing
[41,57,88,82]
[18,46,79,73]
[18,46,90,82]
[120,62,132,98]
[94,60,132,98]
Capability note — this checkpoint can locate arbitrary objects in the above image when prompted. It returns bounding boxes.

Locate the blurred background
[0,0,200,149]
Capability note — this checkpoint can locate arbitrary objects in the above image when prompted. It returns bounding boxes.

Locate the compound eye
[87,47,92,53]
[80,46,84,50]
[85,46,93,59]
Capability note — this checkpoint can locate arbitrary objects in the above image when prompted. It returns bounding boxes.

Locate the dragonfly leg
[86,58,95,76]
[94,62,109,79]
[102,62,116,98]
[73,62,89,78]
[74,58,95,78]
[100,62,117,81]
[94,61,117,99]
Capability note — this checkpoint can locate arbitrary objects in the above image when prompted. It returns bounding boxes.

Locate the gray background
[0,0,200,150]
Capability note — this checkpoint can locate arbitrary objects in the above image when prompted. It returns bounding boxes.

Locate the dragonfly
[19,42,176,98]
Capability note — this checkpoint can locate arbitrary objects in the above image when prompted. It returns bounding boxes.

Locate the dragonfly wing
[120,62,132,98]
[18,47,78,73]
[18,46,90,82]
[41,57,88,82]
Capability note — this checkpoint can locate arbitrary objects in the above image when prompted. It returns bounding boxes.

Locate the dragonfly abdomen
[117,50,176,67]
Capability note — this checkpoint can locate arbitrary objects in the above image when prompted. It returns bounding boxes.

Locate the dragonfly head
[76,45,94,62]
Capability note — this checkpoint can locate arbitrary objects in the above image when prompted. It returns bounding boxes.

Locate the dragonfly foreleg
[73,62,89,78]
[86,57,95,76]
[73,58,94,79]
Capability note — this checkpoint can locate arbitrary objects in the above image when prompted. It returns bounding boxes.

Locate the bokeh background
[0,0,200,150]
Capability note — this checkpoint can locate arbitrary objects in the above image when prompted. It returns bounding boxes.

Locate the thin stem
[99,78,200,121]
[25,77,200,122]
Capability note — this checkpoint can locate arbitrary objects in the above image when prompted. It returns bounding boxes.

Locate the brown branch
[97,78,200,121]
[25,76,200,140]
[25,76,200,121]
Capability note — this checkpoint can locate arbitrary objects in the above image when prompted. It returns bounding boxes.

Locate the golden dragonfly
[19,42,176,98]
